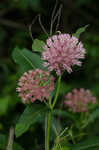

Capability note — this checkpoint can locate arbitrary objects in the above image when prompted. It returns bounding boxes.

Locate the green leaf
[15,103,48,137]
[0,133,24,150]
[71,137,99,150]
[32,39,45,52]
[12,47,47,73]
[53,109,75,121]
[83,109,99,128]
[73,25,89,38]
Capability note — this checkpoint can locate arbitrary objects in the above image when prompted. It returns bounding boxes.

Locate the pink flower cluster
[42,34,85,75]
[64,88,96,112]
[16,69,54,103]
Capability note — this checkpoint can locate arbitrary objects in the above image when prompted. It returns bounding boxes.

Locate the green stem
[45,75,61,150]
[46,111,52,150]
[52,75,61,109]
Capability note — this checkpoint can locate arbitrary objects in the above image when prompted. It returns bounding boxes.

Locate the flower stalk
[52,75,61,108]
[45,75,61,150]
[46,110,52,150]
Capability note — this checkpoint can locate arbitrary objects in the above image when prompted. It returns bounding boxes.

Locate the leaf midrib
[16,107,47,136]
[77,142,99,150]
[19,50,35,69]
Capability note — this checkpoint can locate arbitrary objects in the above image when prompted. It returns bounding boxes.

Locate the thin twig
[29,14,49,41]
[52,4,63,28]
[6,126,14,150]
[50,4,63,35]
[55,4,63,32]
[51,0,58,20]
[50,0,58,35]
[29,15,39,41]
[38,14,49,37]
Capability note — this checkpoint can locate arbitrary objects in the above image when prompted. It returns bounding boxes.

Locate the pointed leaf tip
[73,24,89,38]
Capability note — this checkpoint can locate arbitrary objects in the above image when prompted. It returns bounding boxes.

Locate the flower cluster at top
[16,69,54,103]
[64,88,96,112]
[42,34,86,75]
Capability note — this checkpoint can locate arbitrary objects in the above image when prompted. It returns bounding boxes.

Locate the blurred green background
[0,0,99,150]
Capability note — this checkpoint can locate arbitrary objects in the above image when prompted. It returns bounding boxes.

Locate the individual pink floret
[42,34,86,75]
[16,69,54,103]
[64,88,97,112]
